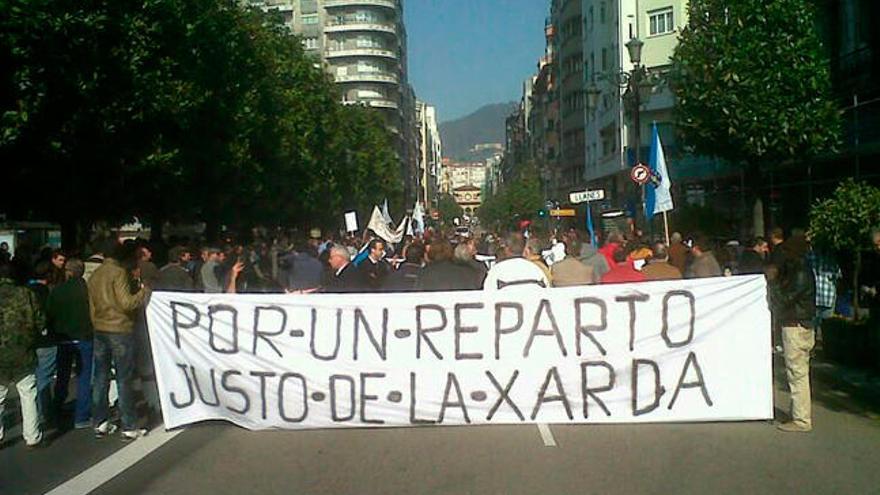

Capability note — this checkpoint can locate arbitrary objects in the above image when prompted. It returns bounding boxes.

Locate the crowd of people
[0,222,860,448]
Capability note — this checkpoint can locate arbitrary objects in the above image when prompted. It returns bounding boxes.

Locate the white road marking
[44,426,182,495]
[536,423,556,447]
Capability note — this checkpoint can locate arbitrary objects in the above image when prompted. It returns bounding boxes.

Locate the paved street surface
[3,357,879,495]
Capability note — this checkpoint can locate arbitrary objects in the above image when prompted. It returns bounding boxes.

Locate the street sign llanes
[630,164,651,185]
[549,208,577,217]
[569,189,605,204]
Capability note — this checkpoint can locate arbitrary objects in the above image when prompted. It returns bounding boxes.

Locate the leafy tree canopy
[0,0,401,242]
[670,0,840,164]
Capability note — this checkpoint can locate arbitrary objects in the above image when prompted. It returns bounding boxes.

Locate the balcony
[334,72,399,84]
[325,48,398,60]
[324,22,397,34]
[324,0,397,9]
[364,98,399,109]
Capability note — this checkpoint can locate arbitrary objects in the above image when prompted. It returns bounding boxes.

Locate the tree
[478,162,543,230]
[670,0,840,166]
[0,0,401,242]
[809,180,880,318]
[437,193,463,224]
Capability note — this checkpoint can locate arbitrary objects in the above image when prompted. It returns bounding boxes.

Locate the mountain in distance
[439,102,517,161]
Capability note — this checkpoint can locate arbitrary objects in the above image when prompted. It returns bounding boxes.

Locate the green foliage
[478,162,543,230]
[670,0,840,164]
[0,0,401,237]
[809,179,880,315]
[437,193,463,223]
[809,179,880,254]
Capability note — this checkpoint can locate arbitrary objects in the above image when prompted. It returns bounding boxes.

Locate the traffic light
[538,209,547,218]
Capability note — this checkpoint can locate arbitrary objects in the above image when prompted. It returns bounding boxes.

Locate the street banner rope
[146,276,772,430]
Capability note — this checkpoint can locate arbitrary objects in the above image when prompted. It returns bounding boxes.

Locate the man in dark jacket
[770,236,817,432]
[47,258,94,429]
[357,239,390,291]
[383,243,424,292]
[417,239,481,291]
[155,246,194,292]
[324,244,363,293]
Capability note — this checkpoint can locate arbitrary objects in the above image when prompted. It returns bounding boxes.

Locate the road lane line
[44,427,182,495]
[536,423,556,447]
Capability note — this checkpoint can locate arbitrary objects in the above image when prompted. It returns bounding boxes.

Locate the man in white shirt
[483,234,550,291]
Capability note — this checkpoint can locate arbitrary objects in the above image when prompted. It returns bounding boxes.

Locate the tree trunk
[853,249,862,321]
[60,217,79,252]
[150,213,165,243]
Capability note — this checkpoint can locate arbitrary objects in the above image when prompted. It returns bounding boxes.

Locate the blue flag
[645,123,674,218]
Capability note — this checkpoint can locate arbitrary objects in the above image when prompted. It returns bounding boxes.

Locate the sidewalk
[810,353,880,420]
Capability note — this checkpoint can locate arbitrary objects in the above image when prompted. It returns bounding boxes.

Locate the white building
[582,0,688,196]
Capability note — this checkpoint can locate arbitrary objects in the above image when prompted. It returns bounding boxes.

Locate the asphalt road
[3,358,879,495]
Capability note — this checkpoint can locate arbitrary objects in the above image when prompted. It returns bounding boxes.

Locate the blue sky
[404,0,549,122]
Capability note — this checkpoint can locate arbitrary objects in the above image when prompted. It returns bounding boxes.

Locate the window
[601,48,607,70]
[600,2,606,23]
[355,10,377,23]
[302,37,318,50]
[649,7,674,36]
[301,14,319,25]
[357,61,382,73]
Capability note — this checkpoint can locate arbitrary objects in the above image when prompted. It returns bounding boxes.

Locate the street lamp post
[587,37,651,231]
[625,37,644,168]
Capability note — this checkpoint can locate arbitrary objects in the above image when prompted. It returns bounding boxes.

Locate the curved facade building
[251,0,419,203]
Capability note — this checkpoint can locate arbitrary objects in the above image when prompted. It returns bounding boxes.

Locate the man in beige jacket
[551,239,594,287]
[88,242,150,441]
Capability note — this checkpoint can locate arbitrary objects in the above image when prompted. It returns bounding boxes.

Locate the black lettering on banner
[531,367,573,420]
[485,370,524,421]
[615,294,650,352]
[575,297,608,356]
[170,363,195,408]
[409,372,436,424]
[221,370,250,414]
[354,308,388,360]
[661,291,696,348]
[310,308,341,361]
[416,304,446,359]
[252,306,286,358]
[207,305,239,354]
[278,373,308,423]
[454,303,484,360]
[250,371,277,420]
[631,359,665,416]
[524,299,567,358]
[170,302,200,350]
[330,374,356,422]
[668,352,714,409]
[190,366,221,406]
[581,361,615,418]
[438,373,471,424]
[494,303,524,360]
[360,373,385,425]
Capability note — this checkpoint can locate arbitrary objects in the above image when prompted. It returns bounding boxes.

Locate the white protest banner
[146,275,772,430]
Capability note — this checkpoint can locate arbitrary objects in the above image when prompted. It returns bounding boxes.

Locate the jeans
[92,332,138,431]
[0,374,42,446]
[55,341,94,424]
[35,346,58,422]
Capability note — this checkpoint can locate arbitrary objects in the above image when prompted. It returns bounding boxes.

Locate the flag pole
[663,211,670,246]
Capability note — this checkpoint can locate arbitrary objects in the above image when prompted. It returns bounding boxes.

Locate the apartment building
[552,0,586,198]
[582,0,688,203]
[416,101,442,209]
[249,0,420,203]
